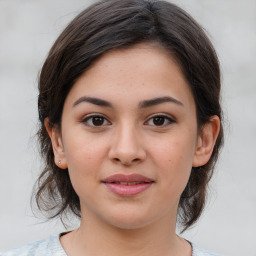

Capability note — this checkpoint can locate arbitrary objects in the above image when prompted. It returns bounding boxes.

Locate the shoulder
[1,236,67,256]
[192,243,223,256]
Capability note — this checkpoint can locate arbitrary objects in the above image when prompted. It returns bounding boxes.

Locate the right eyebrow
[73,96,113,108]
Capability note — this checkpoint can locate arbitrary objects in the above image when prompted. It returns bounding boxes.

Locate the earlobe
[44,118,68,169]
[192,115,220,167]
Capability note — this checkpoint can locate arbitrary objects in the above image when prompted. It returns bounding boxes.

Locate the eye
[146,115,175,127]
[82,115,111,127]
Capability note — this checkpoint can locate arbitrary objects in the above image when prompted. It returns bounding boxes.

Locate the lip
[102,173,154,196]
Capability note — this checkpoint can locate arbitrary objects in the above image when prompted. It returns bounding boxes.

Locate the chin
[108,218,151,230]
[101,208,159,230]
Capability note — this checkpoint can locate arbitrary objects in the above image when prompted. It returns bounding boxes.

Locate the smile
[111,181,147,185]
[102,174,154,196]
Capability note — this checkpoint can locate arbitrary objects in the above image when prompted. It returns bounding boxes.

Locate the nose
[108,123,146,166]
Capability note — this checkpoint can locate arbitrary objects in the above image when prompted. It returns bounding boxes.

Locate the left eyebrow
[139,96,184,108]
[72,96,183,108]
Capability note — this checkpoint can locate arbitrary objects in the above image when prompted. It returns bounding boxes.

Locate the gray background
[0,0,255,255]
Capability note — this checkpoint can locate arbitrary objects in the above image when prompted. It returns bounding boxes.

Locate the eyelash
[81,114,175,128]
[146,115,175,127]
[82,115,111,127]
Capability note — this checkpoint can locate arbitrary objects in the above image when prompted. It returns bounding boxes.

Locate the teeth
[117,182,142,185]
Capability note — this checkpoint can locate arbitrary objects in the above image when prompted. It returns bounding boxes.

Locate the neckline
[57,233,194,256]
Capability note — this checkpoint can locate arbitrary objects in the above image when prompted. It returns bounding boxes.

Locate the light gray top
[1,235,223,256]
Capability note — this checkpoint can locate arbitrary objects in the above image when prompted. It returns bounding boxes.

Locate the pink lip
[102,174,154,196]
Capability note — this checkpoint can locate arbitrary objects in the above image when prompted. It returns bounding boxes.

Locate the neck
[61,210,191,256]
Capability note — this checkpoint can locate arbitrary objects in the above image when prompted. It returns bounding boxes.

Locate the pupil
[93,117,104,126]
[153,117,164,126]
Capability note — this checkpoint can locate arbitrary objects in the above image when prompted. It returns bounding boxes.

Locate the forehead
[64,43,195,110]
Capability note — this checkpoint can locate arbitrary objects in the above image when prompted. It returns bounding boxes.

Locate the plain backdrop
[0,0,256,255]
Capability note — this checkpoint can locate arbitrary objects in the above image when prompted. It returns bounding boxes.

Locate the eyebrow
[73,96,112,108]
[73,96,183,108]
[139,96,183,108]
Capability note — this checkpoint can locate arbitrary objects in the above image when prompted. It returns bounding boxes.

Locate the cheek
[64,130,107,167]
[149,133,196,193]
[62,132,109,191]
[151,136,195,169]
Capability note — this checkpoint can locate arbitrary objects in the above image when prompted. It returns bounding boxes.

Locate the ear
[44,118,68,169]
[192,115,220,167]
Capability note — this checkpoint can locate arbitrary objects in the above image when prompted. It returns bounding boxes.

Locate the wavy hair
[34,0,224,232]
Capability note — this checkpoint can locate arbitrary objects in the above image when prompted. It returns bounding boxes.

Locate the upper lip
[102,174,154,183]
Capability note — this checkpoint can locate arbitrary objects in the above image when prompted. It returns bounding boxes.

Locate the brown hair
[35,0,224,232]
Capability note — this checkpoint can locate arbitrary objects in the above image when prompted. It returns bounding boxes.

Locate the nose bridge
[108,120,146,165]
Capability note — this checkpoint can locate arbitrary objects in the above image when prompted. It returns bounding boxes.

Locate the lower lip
[103,183,153,196]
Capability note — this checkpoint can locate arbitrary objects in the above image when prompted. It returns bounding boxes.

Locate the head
[36,0,223,232]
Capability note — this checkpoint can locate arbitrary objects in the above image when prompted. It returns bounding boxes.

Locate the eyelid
[145,113,176,127]
[81,113,176,128]
[81,113,111,127]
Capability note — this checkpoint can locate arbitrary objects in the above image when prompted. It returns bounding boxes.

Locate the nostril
[112,157,140,166]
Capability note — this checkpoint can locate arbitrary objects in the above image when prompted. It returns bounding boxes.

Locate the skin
[46,43,220,256]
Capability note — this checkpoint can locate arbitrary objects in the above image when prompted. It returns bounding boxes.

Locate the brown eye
[82,115,110,127]
[92,116,105,126]
[153,116,165,126]
[146,115,175,127]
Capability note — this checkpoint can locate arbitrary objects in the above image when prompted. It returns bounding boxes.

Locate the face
[48,43,216,230]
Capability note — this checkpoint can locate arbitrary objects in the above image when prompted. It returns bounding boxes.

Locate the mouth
[106,181,152,185]
[102,173,154,196]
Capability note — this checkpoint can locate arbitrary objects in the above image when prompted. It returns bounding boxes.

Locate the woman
[3,0,224,255]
